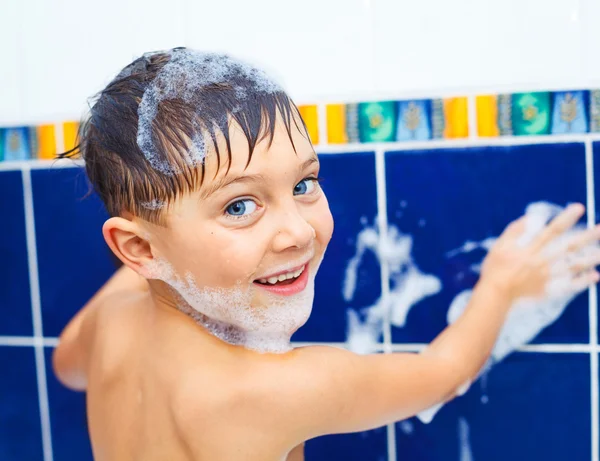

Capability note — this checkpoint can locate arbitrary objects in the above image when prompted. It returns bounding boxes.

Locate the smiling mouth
[254,265,306,286]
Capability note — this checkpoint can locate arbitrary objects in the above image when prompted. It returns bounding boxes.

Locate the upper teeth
[259,266,305,285]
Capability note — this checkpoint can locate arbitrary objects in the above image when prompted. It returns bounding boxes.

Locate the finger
[564,224,600,253]
[570,270,600,294]
[499,215,528,242]
[531,203,586,252]
[552,248,600,275]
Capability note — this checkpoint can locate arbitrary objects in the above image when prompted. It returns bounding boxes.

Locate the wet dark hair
[60,47,309,225]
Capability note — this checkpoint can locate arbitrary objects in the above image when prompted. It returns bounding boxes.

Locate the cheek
[312,196,334,246]
[206,229,269,280]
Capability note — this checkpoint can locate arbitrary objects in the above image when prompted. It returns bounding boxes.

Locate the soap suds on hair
[136,49,282,175]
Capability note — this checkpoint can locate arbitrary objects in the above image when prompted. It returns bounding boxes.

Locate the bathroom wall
[1,0,599,460]
[3,0,600,123]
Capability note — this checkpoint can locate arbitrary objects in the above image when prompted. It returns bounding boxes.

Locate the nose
[271,208,316,253]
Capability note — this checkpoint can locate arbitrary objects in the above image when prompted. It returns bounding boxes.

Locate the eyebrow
[200,153,319,200]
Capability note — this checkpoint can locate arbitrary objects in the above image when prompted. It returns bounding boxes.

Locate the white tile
[373,0,585,95]
[0,1,25,124]
[580,0,600,86]
[20,0,186,122]
[184,0,375,101]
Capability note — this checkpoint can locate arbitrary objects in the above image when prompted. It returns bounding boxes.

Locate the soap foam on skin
[145,254,319,353]
[136,49,282,175]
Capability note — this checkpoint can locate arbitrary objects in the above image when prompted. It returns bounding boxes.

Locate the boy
[54,48,600,460]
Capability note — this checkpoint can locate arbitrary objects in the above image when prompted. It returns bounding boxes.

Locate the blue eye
[225,199,257,217]
[294,178,318,196]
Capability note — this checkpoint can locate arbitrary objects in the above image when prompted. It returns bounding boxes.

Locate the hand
[479,203,600,303]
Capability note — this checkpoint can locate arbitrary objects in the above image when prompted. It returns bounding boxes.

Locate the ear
[102,217,153,276]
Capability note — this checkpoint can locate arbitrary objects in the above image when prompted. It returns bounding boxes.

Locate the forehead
[203,114,315,179]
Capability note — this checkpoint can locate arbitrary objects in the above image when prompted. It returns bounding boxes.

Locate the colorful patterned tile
[326,103,360,144]
[512,92,551,136]
[441,97,469,139]
[551,90,589,134]
[63,121,79,153]
[476,95,500,137]
[396,99,432,141]
[589,90,600,133]
[358,101,397,142]
[298,105,319,145]
[2,127,34,161]
[36,124,58,160]
[0,128,4,161]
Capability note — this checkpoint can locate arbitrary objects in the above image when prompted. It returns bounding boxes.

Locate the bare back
[84,291,304,461]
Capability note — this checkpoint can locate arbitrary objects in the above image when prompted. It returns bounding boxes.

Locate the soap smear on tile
[418,201,595,423]
[344,219,442,354]
[458,417,474,461]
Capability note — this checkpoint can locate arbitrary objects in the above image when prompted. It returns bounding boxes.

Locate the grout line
[389,343,596,353]
[315,133,600,153]
[0,337,595,353]
[291,83,600,106]
[0,158,82,172]
[373,147,397,461]
[374,148,392,352]
[22,166,54,461]
[43,337,59,347]
[317,103,328,147]
[53,122,64,155]
[467,95,478,140]
[585,138,599,461]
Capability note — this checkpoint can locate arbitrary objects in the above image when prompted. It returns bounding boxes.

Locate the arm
[267,279,511,440]
[52,265,148,391]
[255,204,598,444]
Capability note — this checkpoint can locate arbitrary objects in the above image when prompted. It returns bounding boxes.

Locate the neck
[146,280,293,353]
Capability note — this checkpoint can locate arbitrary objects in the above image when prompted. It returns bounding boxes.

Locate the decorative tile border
[1,89,598,162]
[298,89,600,146]
[0,122,78,162]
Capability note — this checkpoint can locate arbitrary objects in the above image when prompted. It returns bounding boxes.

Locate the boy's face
[142,115,333,343]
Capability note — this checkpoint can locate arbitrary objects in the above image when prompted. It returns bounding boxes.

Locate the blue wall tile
[396,352,590,461]
[44,348,93,461]
[385,143,588,344]
[294,152,381,343]
[306,426,387,461]
[0,171,33,336]
[0,347,44,461]
[593,141,600,338]
[31,167,116,337]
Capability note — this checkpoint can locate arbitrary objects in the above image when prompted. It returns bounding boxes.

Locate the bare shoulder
[173,345,357,444]
[167,345,326,458]
[89,290,152,370]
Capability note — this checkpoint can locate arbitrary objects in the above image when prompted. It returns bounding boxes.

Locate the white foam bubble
[399,420,414,435]
[417,402,444,424]
[455,379,471,397]
[145,256,316,353]
[136,49,282,175]
[140,199,167,210]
